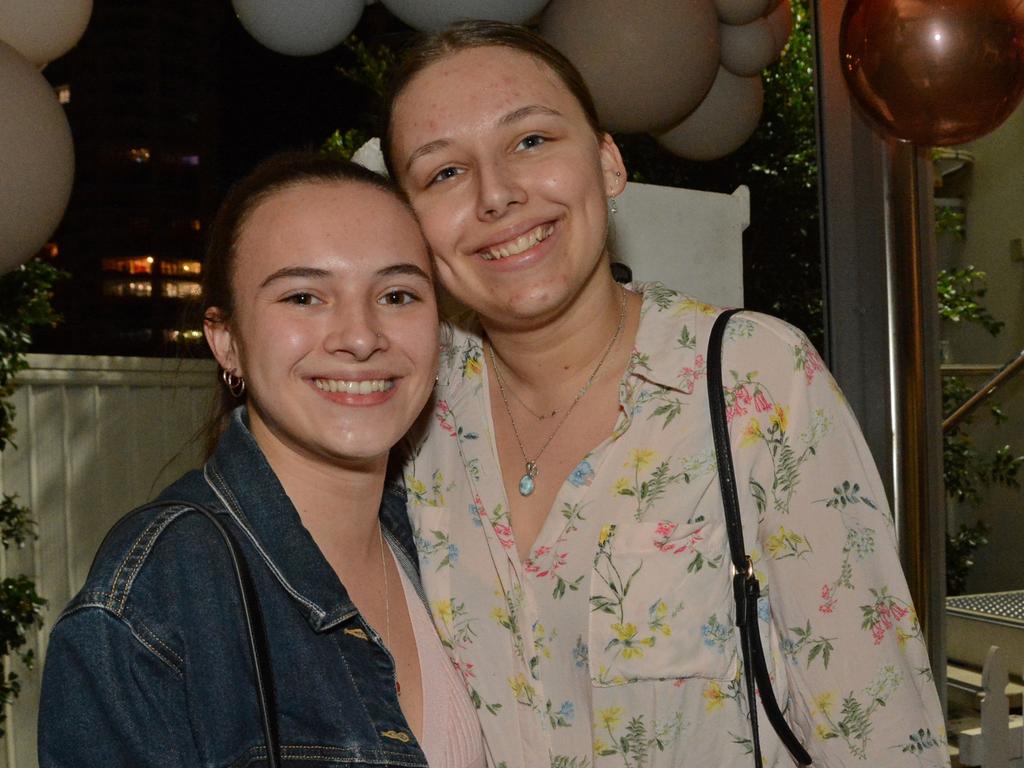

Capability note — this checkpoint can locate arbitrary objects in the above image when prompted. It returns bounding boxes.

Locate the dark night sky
[33,2,412,356]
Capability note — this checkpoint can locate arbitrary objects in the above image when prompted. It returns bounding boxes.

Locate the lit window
[102,257,153,274]
[103,279,153,298]
[160,260,202,276]
[56,85,71,104]
[165,329,204,343]
[180,155,200,167]
[162,281,202,299]
[128,147,152,164]
[44,242,59,258]
[191,219,202,232]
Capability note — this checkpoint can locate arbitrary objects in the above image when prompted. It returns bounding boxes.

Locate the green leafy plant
[939,266,1023,594]
[321,127,371,160]
[934,205,966,241]
[0,258,61,732]
[937,266,1004,336]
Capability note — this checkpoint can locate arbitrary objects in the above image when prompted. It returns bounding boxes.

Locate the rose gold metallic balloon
[840,0,1024,146]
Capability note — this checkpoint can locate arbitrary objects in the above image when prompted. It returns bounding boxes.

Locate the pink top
[396,557,486,768]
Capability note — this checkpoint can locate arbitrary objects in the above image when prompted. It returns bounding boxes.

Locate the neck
[484,273,628,393]
[249,417,388,562]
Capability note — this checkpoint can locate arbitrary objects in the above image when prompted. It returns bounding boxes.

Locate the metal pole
[943,348,1024,433]
[886,141,947,702]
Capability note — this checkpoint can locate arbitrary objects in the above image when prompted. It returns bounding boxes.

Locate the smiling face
[204,180,438,473]
[389,46,626,330]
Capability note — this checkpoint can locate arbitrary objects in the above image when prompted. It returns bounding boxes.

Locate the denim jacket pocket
[588,519,739,687]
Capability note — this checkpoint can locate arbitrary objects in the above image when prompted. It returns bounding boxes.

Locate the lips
[313,378,395,395]
[478,223,554,261]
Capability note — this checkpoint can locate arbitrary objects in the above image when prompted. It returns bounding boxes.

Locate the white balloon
[381,0,550,32]
[233,0,364,56]
[657,67,764,161]
[720,18,776,76]
[0,42,74,273]
[0,0,92,67]
[540,0,720,134]
[720,0,792,77]
[712,0,771,26]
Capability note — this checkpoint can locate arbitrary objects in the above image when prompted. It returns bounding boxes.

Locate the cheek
[238,315,312,376]
[417,197,466,254]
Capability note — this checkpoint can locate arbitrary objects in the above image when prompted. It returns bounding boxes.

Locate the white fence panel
[0,354,216,768]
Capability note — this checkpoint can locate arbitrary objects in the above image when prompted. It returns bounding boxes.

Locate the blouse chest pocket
[587,519,739,687]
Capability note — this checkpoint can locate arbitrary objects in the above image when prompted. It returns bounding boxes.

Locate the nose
[323,302,387,360]
[476,159,526,221]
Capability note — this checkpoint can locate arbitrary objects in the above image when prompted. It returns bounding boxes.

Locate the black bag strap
[127,500,282,767]
[707,309,812,767]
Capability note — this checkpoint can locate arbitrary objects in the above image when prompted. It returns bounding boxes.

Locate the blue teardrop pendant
[518,462,538,496]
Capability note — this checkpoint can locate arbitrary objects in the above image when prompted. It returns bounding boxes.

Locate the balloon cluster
[233,0,792,161]
[541,0,791,160]
[0,1,89,273]
[232,0,550,56]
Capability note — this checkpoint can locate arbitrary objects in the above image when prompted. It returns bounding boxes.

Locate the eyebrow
[259,266,329,288]
[377,263,433,282]
[258,263,431,288]
[404,104,564,174]
[498,104,563,126]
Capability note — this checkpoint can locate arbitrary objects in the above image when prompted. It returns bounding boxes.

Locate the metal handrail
[942,347,1024,433]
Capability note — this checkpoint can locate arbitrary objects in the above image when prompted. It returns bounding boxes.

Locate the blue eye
[379,289,418,306]
[429,166,461,185]
[516,134,546,151]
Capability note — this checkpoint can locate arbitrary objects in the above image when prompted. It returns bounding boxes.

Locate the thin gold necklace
[489,286,628,497]
[378,523,400,696]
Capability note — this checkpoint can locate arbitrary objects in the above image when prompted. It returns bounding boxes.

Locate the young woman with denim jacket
[38,152,485,767]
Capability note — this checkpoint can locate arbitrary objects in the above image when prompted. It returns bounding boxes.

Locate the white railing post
[980,646,1011,768]
[956,645,1024,767]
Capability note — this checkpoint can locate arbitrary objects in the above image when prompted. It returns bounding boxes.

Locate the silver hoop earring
[221,368,246,398]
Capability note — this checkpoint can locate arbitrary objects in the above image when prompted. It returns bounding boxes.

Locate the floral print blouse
[404,284,949,768]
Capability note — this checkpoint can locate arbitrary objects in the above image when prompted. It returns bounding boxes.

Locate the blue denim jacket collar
[200,407,420,633]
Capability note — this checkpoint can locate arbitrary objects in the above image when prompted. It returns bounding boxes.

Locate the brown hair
[381,20,603,179]
[200,150,414,456]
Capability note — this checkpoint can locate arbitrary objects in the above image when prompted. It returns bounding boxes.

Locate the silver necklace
[489,286,628,497]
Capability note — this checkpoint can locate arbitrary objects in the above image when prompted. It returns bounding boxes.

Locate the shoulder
[722,309,817,356]
[63,470,232,622]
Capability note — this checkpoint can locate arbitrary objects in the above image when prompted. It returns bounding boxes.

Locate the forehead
[393,46,586,142]
[236,181,428,272]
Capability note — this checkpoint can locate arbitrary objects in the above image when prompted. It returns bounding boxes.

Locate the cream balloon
[0,42,74,273]
[713,0,771,25]
[720,19,776,76]
[720,0,792,77]
[232,0,364,56]
[657,67,764,161]
[380,0,550,32]
[0,0,92,67]
[540,0,720,134]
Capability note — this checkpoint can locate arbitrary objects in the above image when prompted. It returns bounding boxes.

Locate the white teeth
[481,224,553,260]
[314,378,394,394]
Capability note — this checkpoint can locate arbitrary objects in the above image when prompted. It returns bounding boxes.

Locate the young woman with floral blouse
[382,20,949,768]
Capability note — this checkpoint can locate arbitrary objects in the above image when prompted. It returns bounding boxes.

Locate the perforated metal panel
[948,591,1024,623]
[947,590,1024,677]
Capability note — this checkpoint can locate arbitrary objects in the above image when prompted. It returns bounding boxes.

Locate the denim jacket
[39,408,429,768]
